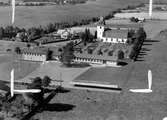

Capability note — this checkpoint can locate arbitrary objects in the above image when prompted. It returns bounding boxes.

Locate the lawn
[0,55,41,81]
[19,61,90,84]
[0,40,35,53]
[75,41,132,60]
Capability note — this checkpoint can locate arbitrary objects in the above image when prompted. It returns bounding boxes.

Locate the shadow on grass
[143,43,153,46]
[134,39,159,62]
[21,89,74,120]
[71,63,90,68]
[117,62,128,66]
[60,63,90,68]
[44,87,70,94]
[141,48,151,51]
[43,103,75,112]
[144,39,159,43]
[135,59,145,62]
[138,53,147,56]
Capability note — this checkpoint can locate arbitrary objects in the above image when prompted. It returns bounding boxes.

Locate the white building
[20,46,62,62]
[57,29,72,39]
[74,53,118,66]
[97,25,129,43]
[21,47,47,62]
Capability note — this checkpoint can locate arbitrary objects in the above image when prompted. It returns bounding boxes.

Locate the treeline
[0,26,25,40]
[128,27,146,61]
[0,17,100,42]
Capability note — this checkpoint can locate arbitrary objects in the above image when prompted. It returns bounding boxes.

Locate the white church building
[97,25,129,44]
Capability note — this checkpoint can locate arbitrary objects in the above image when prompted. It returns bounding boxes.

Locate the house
[97,24,143,43]
[57,29,72,39]
[15,32,27,42]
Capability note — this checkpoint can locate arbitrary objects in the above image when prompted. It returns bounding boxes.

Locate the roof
[21,46,62,56]
[103,29,128,38]
[74,53,118,61]
[21,47,48,55]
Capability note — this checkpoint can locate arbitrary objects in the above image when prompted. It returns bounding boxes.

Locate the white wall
[101,37,127,43]
[97,26,104,39]
[22,53,46,62]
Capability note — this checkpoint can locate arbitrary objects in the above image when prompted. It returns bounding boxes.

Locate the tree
[27,43,31,48]
[60,42,75,66]
[108,50,113,56]
[130,17,139,23]
[46,23,55,33]
[87,48,93,54]
[94,31,97,39]
[58,48,63,52]
[97,49,103,55]
[117,50,124,60]
[42,76,51,87]
[1,102,11,116]
[127,29,135,44]
[81,29,94,45]
[4,26,14,38]
[19,32,28,42]
[27,77,44,106]
[14,47,21,54]
[46,49,53,61]
[0,27,4,39]
[136,27,147,42]
[10,96,26,118]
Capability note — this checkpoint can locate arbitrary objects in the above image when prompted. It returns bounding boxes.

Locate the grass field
[114,11,167,20]
[0,0,167,28]
[19,62,90,85]
[0,54,40,80]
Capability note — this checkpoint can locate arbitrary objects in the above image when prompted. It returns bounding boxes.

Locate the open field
[0,0,167,28]
[115,11,167,20]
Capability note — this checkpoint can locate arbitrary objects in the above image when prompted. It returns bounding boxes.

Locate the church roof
[74,53,118,61]
[103,29,128,38]
[21,46,62,56]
